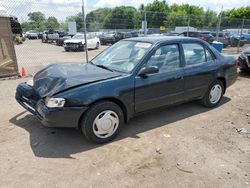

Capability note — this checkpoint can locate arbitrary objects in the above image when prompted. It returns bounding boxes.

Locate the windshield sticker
[135,42,152,48]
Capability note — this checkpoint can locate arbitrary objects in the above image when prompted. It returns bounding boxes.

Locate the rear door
[134,43,185,113]
[181,42,219,101]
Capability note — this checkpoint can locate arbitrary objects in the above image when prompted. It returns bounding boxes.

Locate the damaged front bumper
[15,83,88,128]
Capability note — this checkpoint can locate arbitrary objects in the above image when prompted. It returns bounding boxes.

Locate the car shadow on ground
[9,97,231,159]
[238,70,250,78]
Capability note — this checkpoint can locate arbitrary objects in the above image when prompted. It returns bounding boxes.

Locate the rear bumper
[15,83,88,128]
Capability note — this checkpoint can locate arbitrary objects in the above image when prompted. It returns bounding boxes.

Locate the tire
[201,80,224,108]
[81,101,124,143]
[96,42,100,49]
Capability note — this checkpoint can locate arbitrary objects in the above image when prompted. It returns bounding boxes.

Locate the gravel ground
[0,39,249,188]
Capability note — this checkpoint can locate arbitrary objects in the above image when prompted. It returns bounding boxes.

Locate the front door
[135,43,185,113]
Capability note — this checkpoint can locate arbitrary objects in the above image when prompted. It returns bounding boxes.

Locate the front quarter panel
[54,75,135,119]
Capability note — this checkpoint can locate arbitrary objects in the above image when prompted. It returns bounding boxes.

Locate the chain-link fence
[1,1,250,76]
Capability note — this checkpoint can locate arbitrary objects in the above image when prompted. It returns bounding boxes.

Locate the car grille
[65,43,79,48]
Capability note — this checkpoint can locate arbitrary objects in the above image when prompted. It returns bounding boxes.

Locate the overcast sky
[1,0,250,22]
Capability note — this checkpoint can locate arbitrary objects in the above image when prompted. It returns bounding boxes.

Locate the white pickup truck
[42,31,59,43]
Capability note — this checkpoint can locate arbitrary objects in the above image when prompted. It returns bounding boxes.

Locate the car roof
[123,36,202,45]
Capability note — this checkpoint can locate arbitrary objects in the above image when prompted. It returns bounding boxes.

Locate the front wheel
[201,80,224,107]
[81,101,124,143]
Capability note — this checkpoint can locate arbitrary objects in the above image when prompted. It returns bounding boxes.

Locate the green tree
[144,0,169,28]
[86,8,112,31]
[103,6,140,29]
[27,11,46,22]
[46,16,60,30]
[25,11,46,31]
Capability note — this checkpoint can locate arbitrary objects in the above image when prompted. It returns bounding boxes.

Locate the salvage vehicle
[99,32,120,45]
[210,32,229,48]
[25,30,38,39]
[56,35,73,46]
[16,37,238,143]
[64,33,100,51]
[200,32,214,44]
[42,30,59,43]
[228,33,245,47]
[238,47,250,71]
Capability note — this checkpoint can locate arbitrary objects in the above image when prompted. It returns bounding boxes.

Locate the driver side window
[147,44,180,73]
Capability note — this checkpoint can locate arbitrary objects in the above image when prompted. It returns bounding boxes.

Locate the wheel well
[78,98,128,129]
[217,77,226,93]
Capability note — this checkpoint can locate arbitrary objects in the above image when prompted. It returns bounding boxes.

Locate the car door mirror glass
[138,66,159,76]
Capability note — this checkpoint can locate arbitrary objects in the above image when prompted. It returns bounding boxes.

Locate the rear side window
[182,43,206,66]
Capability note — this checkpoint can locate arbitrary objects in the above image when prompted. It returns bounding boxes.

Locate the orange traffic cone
[21,67,27,77]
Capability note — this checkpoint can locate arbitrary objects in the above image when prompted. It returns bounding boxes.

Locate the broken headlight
[45,97,65,108]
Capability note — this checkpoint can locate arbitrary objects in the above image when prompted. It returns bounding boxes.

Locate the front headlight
[45,97,65,108]
[26,79,33,86]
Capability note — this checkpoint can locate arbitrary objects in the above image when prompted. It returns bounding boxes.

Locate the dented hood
[33,63,121,97]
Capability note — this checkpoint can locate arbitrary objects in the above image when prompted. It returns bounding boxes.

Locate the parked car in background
[179,31,200,38]
[238,47,250,71]
[38,32,43,39]
[16,37,237,143]
[56,35,73,46]
[99,33,116,45]
[42,30,59,43]
[25,30,38,39]
[63,33,100,51]
[210,32,229,47]
[200,32,214,44]
[228,33,246,47]
[99,31,137,45]
[180,31,215,44]
[99,32,122,45]
[57,31,67,38]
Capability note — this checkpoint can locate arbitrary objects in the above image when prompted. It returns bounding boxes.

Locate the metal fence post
[82,0,89,63]
[237,18,245,53]
[187,14,190,37]
[144,11,147,36]
[216,6,223,41]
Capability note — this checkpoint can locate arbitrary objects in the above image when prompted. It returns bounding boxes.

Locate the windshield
[91,41,152,73]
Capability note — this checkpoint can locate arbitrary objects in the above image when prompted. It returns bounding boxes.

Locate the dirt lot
[0,40,250,187]
[15,40,108,76]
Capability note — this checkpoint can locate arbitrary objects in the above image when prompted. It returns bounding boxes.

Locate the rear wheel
[201,80,224,107]
[81,101,124,143]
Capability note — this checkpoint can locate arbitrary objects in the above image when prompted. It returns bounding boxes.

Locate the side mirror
[138,66,159,77]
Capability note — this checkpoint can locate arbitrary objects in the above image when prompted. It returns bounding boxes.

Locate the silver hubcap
[93,110,119,138]
[209,84,222,104]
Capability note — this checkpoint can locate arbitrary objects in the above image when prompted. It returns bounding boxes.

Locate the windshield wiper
[93,63,114,72]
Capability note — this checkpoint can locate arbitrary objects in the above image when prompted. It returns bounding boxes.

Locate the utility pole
[216,5,223,41]
[144,11,147,36]
[187,14,190,37]
[82,0,89,63]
